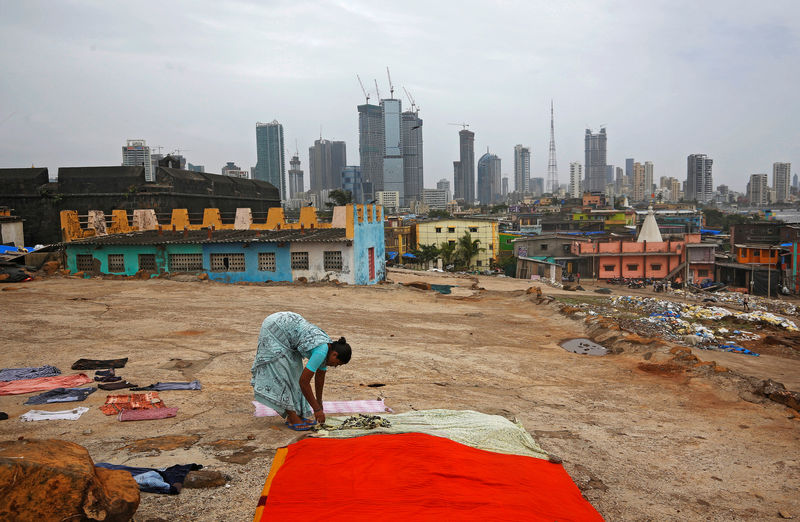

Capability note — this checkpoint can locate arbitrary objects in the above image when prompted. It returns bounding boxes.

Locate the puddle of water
[560,338,608,356]
[431,284,454,294]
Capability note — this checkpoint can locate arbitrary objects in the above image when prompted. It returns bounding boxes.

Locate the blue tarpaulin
[699,228,722,235]
[386,251,398,260]
[402,252,417,259]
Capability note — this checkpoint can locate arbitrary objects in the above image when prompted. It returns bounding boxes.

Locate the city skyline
[0,1,798,193]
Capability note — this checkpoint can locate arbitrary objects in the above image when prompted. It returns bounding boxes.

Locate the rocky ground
[1,269,798,521]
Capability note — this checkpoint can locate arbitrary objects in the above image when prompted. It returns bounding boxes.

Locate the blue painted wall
[203,242,292,283]
[352,205,386,284]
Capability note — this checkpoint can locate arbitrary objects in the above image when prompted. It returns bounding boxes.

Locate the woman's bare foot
[285,410,304,425]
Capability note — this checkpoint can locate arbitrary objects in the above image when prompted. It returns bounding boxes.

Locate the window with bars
[650,264,662,271]
[210,253,245,272]
[169,253,203,271]
[76,254,94,272]
[324,251,343,271]
[138,254,156,271]
[108,254,125,272]
[291,252,309,270]
[258,252,276,271]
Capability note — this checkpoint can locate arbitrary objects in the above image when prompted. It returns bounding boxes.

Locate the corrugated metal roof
[67,228,347,246]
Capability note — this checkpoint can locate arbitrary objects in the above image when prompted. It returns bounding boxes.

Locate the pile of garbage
[610,296,798,332]
[606,295,798,351]
[673,289,799,317]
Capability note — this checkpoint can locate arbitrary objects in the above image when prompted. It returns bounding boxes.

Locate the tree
[428,209,451,219]
[325,189,352,208]
[490,204,508,214]
[456,231,484,269]
[416,244,440,267]
[439,241,457,268]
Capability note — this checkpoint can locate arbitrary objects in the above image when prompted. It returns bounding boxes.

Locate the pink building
[571,233,716,282]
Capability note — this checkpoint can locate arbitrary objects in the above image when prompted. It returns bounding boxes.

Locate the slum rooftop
[66,228,347,246]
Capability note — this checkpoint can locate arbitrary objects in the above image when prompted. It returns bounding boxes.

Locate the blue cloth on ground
[0,365,61,382]
[24,387,96,405]
[131,380,202,391]
[134,471,172,494]
[96,463,202,494]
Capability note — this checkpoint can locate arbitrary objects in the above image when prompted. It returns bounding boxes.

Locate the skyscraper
[686,154,714,203]
[288,154,304,199]
[255,121,286,200]
[381,98,404,204]
[477,151,501,205]
[632,162,645,201]
[584,128,607,192]
[401,109,423,206]
[644,161,654,200]
[568,162,582,198]
[454,129,475,203]
[530,177,545,197]
[436,178,451,201]
[773,162,791,203]
[748,173,769,206]
[502,177,508,198]
[513,145,530,194]
[358,103,384,192]
[341,166,364,204]
[122,139,153,181]
[308,139,346,196]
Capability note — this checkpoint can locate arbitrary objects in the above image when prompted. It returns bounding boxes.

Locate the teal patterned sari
[251,312,330,418]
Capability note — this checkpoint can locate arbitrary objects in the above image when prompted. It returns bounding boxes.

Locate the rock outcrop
[0,439,139,521]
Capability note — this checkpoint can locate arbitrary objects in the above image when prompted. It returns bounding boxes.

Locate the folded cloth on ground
[118,407,178,422]
[131,380,202,391]
[0,373,92,396]
[0,365,61,382]
[24,387,96,405]
[20,407,89,421]
[94,374,122,383]
[71,358,128,370]
[95,369,116,377]
[315,409,549,460]
[100,392,164,415]
[95,463,202,494]
[253,399,392,417]
[98,381,137,391]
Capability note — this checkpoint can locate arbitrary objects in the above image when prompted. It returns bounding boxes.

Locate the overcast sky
[1,0,798,192]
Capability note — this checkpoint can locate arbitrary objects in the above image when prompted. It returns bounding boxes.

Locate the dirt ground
[1,270,799,521]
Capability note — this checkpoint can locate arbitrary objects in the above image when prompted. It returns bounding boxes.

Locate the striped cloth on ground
[253,399,392,417]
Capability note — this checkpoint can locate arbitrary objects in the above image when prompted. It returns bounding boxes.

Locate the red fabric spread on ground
[99,392,165,415]
[257,432,603,521]
[0,373,91,396]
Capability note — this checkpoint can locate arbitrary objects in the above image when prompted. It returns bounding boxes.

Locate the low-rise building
[416,218,499,268]
[513,233,592,276]
[62,205,385,285]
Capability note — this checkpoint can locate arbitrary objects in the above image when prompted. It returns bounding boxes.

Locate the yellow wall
[416,219,498,268]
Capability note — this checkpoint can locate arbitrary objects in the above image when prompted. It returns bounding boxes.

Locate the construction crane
[403,86,418,113]
[386,66,394,99]
[448,122,470,130]
[374,79,381,101]
[356,74,370,104]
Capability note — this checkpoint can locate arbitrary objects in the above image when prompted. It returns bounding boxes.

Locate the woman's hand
[314,408,326,424]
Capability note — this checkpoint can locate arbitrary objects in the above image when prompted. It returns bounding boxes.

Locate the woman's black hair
[329,337,352,364]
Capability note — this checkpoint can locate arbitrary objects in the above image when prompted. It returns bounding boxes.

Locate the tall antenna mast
[547,100,559,194]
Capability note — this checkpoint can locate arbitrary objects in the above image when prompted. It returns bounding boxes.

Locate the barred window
[650,264,662,271]
[603,265,616,271]
[169,253,203,271]
[210,253,245,272]
[108,254,125,272]
[291,252,309,270]
[258,252,276,271]
[324,251,343,271]
[138,254,156,271]
[76,254,94,272]
[626,264,639,271]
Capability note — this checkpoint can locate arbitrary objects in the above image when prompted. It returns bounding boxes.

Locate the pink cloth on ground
[253,399,392,417]
[0,374,92,396]
[118,407,178,421]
